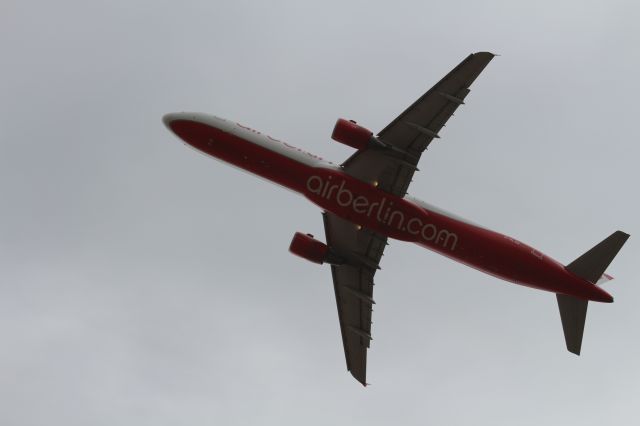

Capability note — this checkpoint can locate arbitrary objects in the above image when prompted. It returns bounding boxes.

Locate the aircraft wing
[325,52,494,384]
[342,51,495,196]
[322,211,387,386]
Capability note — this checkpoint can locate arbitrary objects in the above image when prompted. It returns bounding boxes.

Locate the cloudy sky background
[1,1,639,424]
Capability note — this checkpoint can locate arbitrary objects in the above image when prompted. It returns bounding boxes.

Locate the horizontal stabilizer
[566,231,629,283]
[556,294,588,355]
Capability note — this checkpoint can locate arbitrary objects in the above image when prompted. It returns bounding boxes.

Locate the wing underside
[323,212,387,385]
[342,52,495,196]
[323,52,494,385]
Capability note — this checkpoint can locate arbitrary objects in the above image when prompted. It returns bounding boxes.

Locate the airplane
[163,52,629,386]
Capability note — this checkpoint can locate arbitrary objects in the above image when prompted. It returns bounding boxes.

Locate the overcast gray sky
[1,1,639,425]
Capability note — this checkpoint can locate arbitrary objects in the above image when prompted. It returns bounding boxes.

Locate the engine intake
[289,232,343,265]
[331,118,377,150]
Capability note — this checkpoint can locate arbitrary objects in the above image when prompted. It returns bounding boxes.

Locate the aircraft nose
[162,112,185,132]
[162,112,226,151]
[162,112,199,145]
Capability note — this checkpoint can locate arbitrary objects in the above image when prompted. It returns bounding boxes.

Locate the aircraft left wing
[322,211,387,386]
[342,51,495,196]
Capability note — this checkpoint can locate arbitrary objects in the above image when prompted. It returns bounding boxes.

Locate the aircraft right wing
[323,211,387,386]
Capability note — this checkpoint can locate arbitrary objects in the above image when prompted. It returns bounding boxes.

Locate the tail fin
[557,231,630,355]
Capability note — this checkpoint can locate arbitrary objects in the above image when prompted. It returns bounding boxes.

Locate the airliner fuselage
[163,112,613,303]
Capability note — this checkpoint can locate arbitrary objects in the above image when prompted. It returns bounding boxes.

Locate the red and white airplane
[164,52,629,386]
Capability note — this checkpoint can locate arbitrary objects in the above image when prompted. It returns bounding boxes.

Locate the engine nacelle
[331,118,374,150]
[289,232,330,264]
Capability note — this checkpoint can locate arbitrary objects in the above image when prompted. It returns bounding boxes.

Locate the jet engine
[331,118,381,150]
[289,232,343,265]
